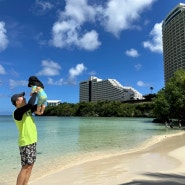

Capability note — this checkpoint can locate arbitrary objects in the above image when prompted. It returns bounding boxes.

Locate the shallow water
[0,116,180,185]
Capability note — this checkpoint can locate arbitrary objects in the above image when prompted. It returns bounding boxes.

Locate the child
[28,76,47,115]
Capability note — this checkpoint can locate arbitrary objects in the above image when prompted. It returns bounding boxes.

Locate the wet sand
[30,132,185,185]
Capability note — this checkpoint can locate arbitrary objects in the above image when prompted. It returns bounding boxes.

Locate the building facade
[47,100,61,106]
[162,3,185,83]
[79,76,143,102]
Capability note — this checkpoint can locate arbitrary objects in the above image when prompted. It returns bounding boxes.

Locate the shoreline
[30,131,185,185]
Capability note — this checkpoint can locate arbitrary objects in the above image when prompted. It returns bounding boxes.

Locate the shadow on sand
[120,172,185,185]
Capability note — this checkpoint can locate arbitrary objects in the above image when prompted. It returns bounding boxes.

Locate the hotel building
[162,3,185,83]
[47,100,61,106]
[79,76,143,102]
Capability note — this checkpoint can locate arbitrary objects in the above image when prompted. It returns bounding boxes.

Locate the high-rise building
[162,3,185,84]
[79,76,143,102]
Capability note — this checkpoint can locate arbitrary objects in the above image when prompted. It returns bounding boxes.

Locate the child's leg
[40,105,46,114]
[34,106,42,115]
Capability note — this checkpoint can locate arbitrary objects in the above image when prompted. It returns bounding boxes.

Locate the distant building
[47,100,61,106]
[79,76,143,102]
[162,3,185,84]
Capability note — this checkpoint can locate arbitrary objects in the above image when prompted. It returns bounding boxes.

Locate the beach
[1,117,185,185]
[30,131,185,185]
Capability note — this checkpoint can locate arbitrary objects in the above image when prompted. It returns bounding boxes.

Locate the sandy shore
[30,131,185,185]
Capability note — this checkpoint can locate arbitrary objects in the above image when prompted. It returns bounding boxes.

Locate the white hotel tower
[162,3,185,83]
[79,76,143,102]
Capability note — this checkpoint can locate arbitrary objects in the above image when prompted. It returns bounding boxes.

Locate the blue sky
[0,0,182,114]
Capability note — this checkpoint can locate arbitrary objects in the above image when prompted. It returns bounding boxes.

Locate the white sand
[30,132,185,185]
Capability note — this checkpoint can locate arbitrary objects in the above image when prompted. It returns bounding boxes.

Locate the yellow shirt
[13,110,37,146]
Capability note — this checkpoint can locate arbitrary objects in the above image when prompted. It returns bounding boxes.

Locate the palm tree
[150,87,154,94]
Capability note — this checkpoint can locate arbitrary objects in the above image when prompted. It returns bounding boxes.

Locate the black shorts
[19,143,37,166]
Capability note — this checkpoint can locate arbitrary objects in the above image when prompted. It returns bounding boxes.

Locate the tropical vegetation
[44,100,154,117]
[44,69,185,125]
[153,69,185,123]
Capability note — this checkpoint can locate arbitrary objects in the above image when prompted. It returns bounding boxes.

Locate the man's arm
[14,93,37,121]
[31,104,37,113]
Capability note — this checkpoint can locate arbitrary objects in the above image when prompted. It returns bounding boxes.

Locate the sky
[0,0,183,115]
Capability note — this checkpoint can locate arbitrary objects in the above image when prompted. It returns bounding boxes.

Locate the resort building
[162,3,185,84]
[79,76,143,102]
[47,100,61,106]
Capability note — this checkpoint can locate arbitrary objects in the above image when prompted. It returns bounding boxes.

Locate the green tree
[153,89,170,122]
[165,69,185,119]
[150,86,154,94]
[153,69,185,122]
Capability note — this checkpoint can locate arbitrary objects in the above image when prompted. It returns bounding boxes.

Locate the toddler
[28,76,47,115]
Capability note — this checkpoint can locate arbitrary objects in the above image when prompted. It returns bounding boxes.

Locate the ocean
[0,116,180,185]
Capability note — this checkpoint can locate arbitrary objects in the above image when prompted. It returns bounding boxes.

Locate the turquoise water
[0,116,180,185]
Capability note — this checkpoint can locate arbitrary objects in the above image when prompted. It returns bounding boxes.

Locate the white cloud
[47,77,64,86]
[78,30,100,50]
[143,22,163,53]
[0,64,6,74]
[63,0,97,24]
[46,63,87,85]
[137,80,149,87]
[125,48,139,57]
[51,20,101,50]
[102,0,156,36]
[37,60,61,76]
[51,20,78,48]
[66,63,87,84]
[0,21,9,52]
[9,79,27,89]
[69,63,86,79]
[134,64,142,71]
[89,70,96,76]
[34,0,54,15]
[36,0,54,11]
[50,0,156,49]
[50,0,101,50]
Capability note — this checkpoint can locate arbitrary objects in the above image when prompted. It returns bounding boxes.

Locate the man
[11,92,37,185]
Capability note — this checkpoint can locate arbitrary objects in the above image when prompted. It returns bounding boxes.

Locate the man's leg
[18,143,36,185]
[16,164,34,185]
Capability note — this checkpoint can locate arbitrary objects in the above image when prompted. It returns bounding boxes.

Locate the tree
[150,87,154,94]
[153,69,185,122]
[165,69,185,120]
[153,89,170,122]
